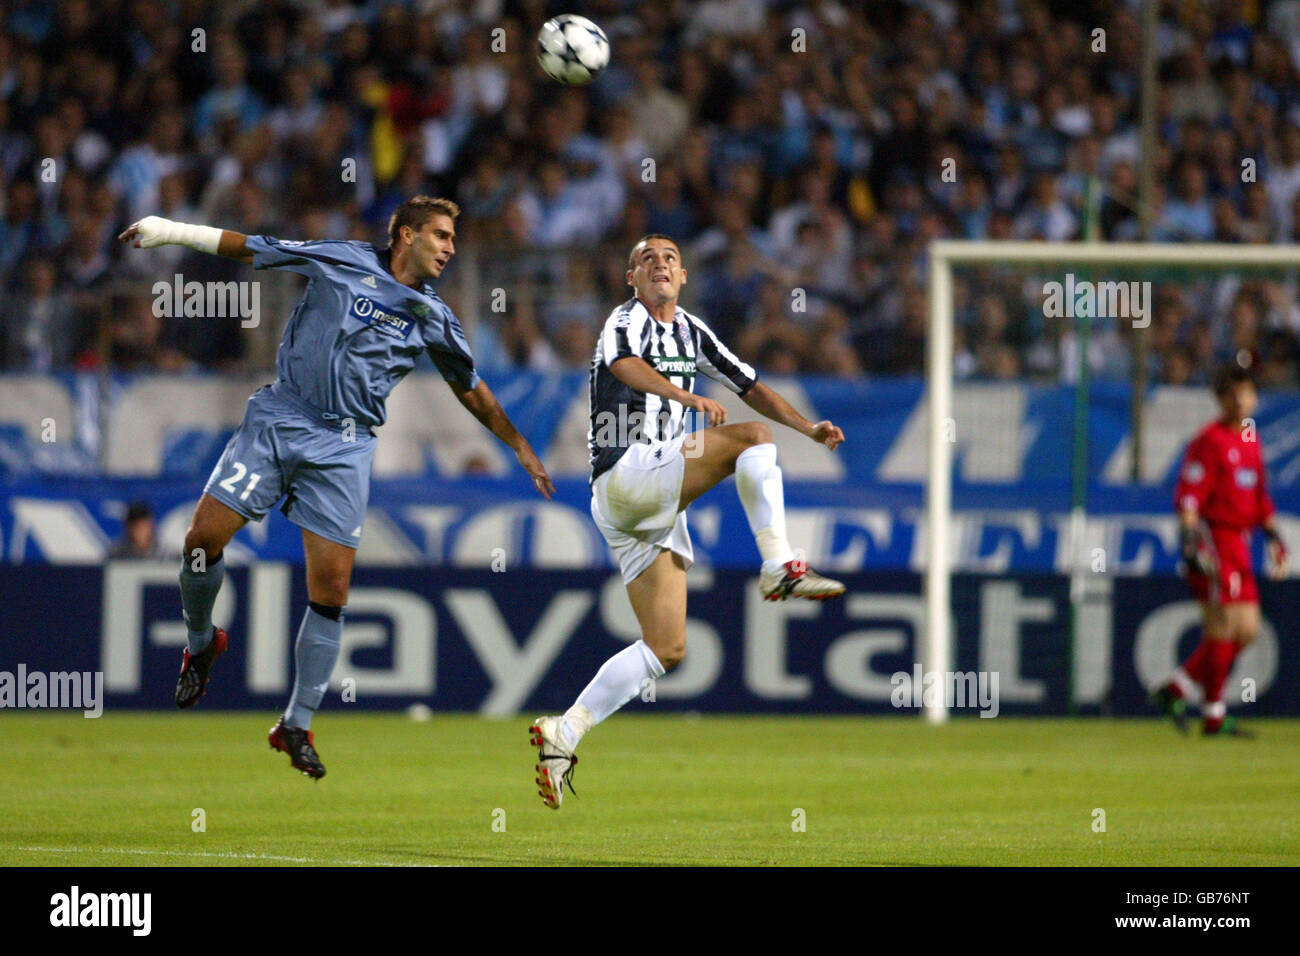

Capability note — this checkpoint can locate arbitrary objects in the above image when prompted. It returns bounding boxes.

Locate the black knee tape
[309,601,344,622]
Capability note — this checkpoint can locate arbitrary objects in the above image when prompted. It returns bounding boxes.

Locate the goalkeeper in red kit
[1152,364,1287,736]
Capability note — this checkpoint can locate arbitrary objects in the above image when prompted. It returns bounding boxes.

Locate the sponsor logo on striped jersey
[654,356,696,376]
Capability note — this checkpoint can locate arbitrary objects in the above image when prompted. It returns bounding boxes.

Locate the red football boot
[174,627,228,709]
[268,716,326,779]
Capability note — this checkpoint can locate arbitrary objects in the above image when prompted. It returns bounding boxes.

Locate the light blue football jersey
[245,236,479,427]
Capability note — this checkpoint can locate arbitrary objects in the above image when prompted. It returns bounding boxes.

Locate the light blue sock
[179,553,225,653]
[284,606,344,729]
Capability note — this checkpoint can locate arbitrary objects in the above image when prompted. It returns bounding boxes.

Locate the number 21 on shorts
[218,461,262,500]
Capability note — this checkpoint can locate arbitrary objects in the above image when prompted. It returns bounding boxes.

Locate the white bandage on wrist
[133,215,223,254]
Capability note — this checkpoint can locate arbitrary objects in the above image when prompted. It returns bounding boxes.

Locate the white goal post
[923,240,1300,724]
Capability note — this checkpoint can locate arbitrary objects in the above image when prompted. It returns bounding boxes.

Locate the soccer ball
[537,14,610,86]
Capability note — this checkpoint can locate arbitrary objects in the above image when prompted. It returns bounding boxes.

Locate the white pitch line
[2,845,437,867]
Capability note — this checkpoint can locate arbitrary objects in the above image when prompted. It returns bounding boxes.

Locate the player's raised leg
[679,421,844,600]
[532,548,683,809]
[175,494,247,708]
[269,528,354,779]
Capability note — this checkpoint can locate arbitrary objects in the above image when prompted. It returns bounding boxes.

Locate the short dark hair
[1213,361,1255,396]
[387,196,460,247]
[627,233,680,269]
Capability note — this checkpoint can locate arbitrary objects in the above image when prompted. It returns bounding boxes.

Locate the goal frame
[923,240,1300,723]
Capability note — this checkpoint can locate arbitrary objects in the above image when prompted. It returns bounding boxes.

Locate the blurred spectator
[192,44,266,144]
[642,163,696,240]
[63,211,112,291]
[492,283,562,372]
[106,292,172,371]
[3,257,80,371]
[626,57,689,157]
[1161,344,1198,386]
[1259,330,1300,388]
[107,108,186,224]
[515,157,608,247]
[1013,172,1078,241]
[1,179,44,289]
[1161,160,1214,240]
[109,500,165,559]
[1267,123,1300,232]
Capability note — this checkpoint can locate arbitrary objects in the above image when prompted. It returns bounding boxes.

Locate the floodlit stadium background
[3,0,1300,718]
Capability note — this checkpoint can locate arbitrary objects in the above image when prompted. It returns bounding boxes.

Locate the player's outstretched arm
[741,380,844,450]
[117,216,254,264]
[452,380,556,499]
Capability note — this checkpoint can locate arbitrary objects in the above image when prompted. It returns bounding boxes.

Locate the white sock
[559,704,595,751]
[734,443,794,567]
[1170,667,1201,703]
[564,640,666,749]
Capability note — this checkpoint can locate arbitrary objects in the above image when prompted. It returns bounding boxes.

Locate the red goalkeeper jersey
[1174,420,1275,530]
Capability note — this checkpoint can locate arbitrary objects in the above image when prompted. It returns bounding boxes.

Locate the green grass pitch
[1,713,1297,866]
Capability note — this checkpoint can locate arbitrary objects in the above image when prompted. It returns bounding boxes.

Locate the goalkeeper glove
[1179,524,1214,577]
[1265,527,1288,579]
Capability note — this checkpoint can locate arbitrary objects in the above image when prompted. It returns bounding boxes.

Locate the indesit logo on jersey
[351,297,415,340]
[654,356,696,376]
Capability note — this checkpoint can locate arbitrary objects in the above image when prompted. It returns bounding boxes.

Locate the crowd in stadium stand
[5,0,1300,388]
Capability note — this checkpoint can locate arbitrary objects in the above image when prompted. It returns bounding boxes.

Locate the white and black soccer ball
[537,14,610,86]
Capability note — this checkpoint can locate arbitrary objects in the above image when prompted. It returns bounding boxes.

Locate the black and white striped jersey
[588,297,758,482]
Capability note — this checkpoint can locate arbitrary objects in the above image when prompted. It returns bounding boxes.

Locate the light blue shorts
[203,383,377,549]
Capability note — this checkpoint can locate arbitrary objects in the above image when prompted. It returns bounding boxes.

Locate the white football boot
[759,558,846,601]
[530,716,577,810]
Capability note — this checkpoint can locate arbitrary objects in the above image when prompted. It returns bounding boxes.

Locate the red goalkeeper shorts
[1189,524,1258,605]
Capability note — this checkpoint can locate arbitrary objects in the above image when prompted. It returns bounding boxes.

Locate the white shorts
[591,437,694,584]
